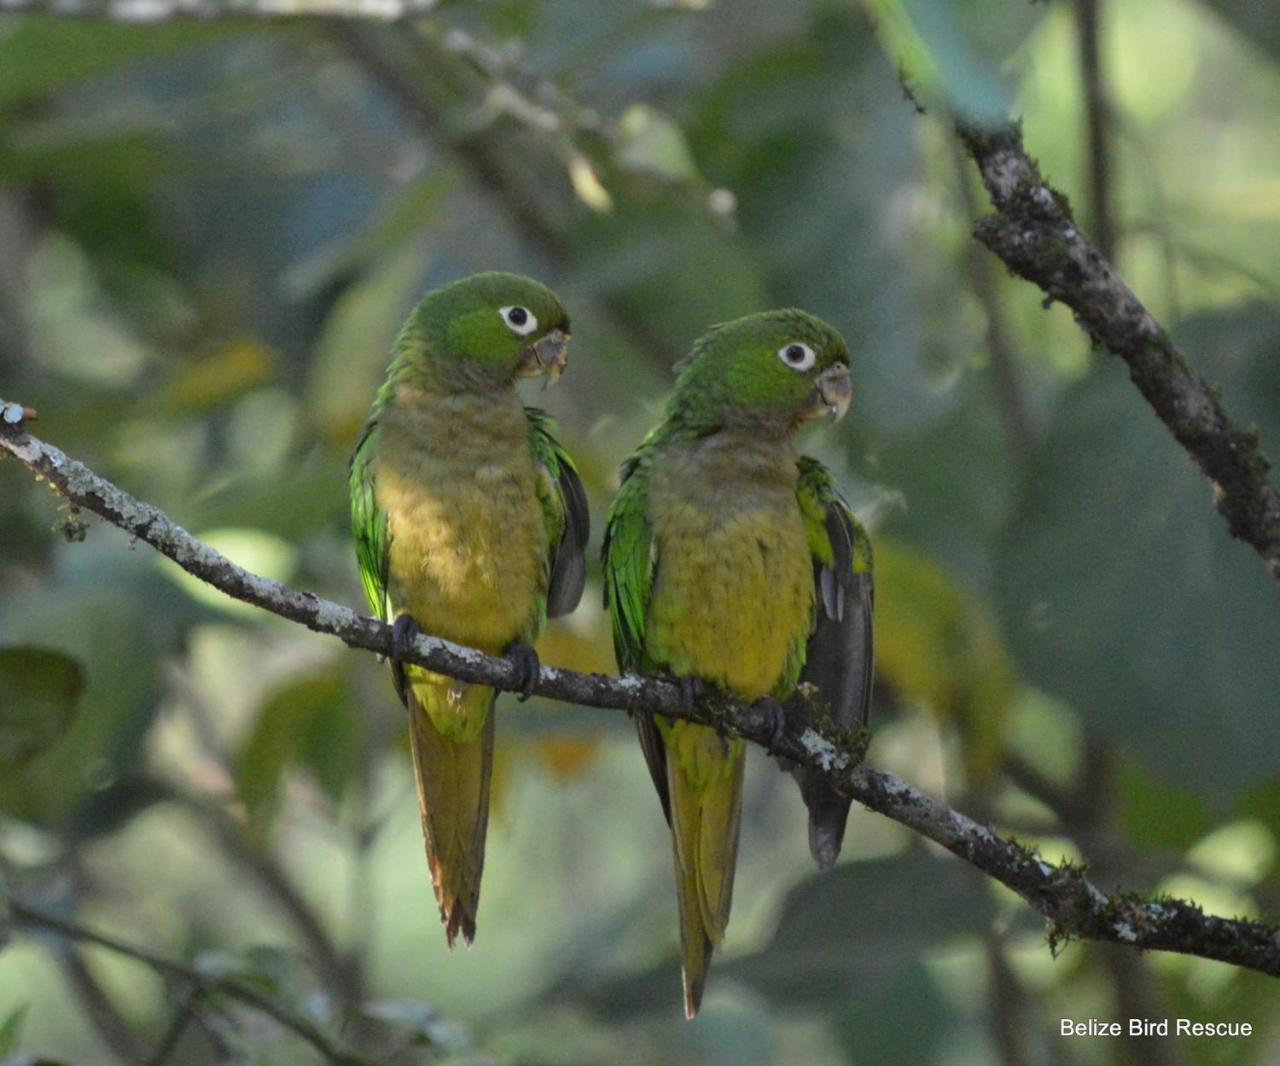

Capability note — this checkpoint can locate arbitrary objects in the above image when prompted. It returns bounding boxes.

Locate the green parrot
[602,309,874,1017]
[349,272,588,948]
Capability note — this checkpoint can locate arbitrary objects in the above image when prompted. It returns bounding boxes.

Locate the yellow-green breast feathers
[350,272,586,948]
[602,307,870,1016]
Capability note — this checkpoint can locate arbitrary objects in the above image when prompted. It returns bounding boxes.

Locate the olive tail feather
[665,728,745,1018]
[405,679,495,948]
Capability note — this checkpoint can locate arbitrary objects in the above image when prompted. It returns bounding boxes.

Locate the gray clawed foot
[754,697,788,755]
[391,614,420,663]
[506,642,541,701]
[677,675,707,716]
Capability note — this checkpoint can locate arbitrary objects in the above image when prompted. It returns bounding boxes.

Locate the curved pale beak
[516,328,570,385]
[804,362,852,422]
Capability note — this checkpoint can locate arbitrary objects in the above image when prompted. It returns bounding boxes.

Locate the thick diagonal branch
[958,122,1280,582]
[4,407,1280,977]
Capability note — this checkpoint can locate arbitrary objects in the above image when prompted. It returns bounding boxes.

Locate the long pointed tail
[663,720,745,1018]
[403,673,495,948]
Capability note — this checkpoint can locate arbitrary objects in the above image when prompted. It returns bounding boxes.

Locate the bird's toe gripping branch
[752,697,790,756]
[505,642,541,702]
[676,675,708,717]
[390,614,421,664]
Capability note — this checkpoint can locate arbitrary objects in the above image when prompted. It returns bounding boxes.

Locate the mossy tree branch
[5,404,1280,979]
[958,122,1280,582]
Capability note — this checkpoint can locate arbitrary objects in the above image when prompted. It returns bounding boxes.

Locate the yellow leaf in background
[873,538,1015,782]
[154,338,277,416]
[526,615,612,779]
[325,410,368,456]
[567,153,614,213]
[535,612,616,677]
[533,736,602,780]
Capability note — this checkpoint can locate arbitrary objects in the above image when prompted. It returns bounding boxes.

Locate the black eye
[777,342,816,371]
[499,305,538,336]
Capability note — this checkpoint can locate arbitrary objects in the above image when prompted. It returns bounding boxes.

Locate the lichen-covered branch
[958,122,1280,582]
[4,404,1280,978]
[0,0,436,22]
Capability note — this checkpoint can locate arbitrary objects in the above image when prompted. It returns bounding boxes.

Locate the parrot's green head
[670,309,852,431]
[394,271,572,391]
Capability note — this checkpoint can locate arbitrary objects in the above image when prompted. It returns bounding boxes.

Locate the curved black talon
[754,697,788,755]
[391,614,421,663]
[506,642,541,702]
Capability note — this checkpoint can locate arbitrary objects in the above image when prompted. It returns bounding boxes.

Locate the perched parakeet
[350,272,588,948]
[602,309,874,1017]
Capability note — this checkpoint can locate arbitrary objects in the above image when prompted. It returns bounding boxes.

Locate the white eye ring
[778,342,816,371]
[499,305,538,337]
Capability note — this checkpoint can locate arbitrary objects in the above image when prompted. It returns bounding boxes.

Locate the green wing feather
[602,447,675,821]
[601,450,655,674]
[349,417,391,621]
[526,407,589,621]
[793,455,874,869]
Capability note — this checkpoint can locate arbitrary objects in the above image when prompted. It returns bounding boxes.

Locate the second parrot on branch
[603,309,875,1017]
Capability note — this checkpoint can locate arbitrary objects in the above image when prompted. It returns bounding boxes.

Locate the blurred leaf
[195,944,298,996]
[876,381,1017,589]
[159,528,296,617]
[281,175,451,302]
[875,540,1015,780]
[236,674,364,825]
[535,618,616,677]
[27,233,153,387]
[306,237,432,444]
[722,852,996,1006]
[1201,0,1280,61]
[1118,759,1217,853]
[998,309,1280,797]
[0,540,195,827]
[69,774,172,841]
[151,338,278,417]
[0,647,85,768]
[898,0,1012,121]
[187,452,344,543]
[0,22,231,112]
[1185,819,1275,886]
[834,962,958,1065]
[615,105,700,183]
[865,0,1044,120]
[567,153,614,213]
[0,1004,27,1057]
[1,133,175,278]
[570,203,768,359]
[532,736,602,779]
[1236,777,1280,847]
[360,1000,466,1050]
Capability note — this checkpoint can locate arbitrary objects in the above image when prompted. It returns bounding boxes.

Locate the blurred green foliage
[1,1,1279,1063]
